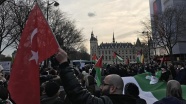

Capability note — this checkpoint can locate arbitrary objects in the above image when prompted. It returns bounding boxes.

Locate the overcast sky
[59,0,150,53]
[2,0,150,56]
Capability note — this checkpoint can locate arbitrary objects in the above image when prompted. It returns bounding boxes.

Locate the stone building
[90,31,144,64]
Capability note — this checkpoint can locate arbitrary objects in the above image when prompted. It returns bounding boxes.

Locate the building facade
[149,0,186,61]
[90,31,147,64]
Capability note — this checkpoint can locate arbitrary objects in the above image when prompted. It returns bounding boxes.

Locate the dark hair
[0,86,9,100]
[49,69,57,75]
[125,83,139,98]
[45,81,60,97]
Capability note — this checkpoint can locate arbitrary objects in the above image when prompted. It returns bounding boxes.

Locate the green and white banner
[122,73,186,104]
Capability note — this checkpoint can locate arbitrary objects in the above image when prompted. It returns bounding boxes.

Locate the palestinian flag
[92,54,98,63]
[136,49,142,63]
[122,73,186,104]
[94,55,103,87]
[141,54,144,64]
[113,52,123,61]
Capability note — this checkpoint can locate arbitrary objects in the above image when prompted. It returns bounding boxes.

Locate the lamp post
[46,0,59,21]
[142,31,151,63]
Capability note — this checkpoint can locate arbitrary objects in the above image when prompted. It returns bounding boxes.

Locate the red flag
[92,54,98,61]
[95,55,103,68]
[8,3,59,104]
[126,57,129,65]
[94,55,103,86]
[113,52,116,58]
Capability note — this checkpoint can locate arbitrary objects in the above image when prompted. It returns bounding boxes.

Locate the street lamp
[142,31,151,63]
[46,0,59,21]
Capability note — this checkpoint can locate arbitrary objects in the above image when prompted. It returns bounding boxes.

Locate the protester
[159,66,171,82]
[175,63,186,85]
[41,81,64,104]
[55,48,140,104]
[124,83,146,104]
[154,80,186,104]
[0,86,13,104]
[0,71,7,88]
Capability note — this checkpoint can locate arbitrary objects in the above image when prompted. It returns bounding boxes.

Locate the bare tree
[142,6,186,62]
[0,0,84,55]
[48,9,84,51]
[0,1,18,54]
[0,0,6,5]
[0,0,35,54]
[9,0,33,49]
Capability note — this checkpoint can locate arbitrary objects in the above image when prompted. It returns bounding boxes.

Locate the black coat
[175,68,186,85]
[59,62,143,104]
[153,97,183,104]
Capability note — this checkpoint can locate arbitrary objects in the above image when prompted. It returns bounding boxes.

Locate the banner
[0,61,11,71]
[122,73,186,104]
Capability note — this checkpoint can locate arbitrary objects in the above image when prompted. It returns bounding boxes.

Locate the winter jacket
[59,62,139,104]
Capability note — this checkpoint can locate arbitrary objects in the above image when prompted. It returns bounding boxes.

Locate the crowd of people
[0,48,186,104]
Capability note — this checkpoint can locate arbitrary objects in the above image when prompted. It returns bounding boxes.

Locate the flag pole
[116,58,117,64]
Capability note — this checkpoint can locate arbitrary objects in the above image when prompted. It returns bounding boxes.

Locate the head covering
[124,83,139,98]
[166,80,182,99]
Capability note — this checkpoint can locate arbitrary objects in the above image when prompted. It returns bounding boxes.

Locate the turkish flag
[8,3,59,104]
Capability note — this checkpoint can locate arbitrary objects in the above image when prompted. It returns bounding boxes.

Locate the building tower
[135,37,142,54]
[135,38,141,47]
[113,32,115,43]
[90,31,98,60]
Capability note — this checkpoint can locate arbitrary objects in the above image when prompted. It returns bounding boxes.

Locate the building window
[109,56,111,60]
[105,50,107,54]
[102,51,104,54]
[105,56,107,60]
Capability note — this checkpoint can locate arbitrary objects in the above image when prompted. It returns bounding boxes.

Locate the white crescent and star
[30,28,38,44]
[29,50,39,64]
[29,28,39,64]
